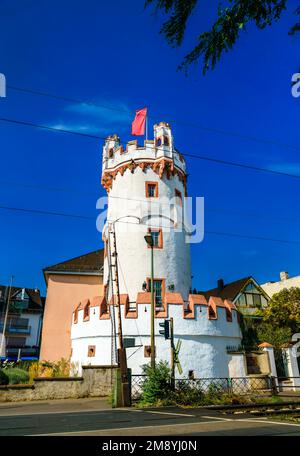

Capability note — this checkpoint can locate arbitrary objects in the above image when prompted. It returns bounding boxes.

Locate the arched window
[164,135,169,146]
[108,148,114,158]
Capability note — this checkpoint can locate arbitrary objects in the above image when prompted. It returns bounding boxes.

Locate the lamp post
[144,234,155,369]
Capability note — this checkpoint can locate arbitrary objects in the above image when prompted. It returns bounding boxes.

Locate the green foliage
[27,358,79,381]
[257,322,292,348]
[0,369,9,385]
[145,0,299,74]
[173,380,205,406]
[263,287,300,333]
[5,368,29,385]
[140,361,172,405]
[239,316,260,350]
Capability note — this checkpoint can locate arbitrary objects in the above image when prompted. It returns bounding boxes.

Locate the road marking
[201,415,233,422]
[236,418,300,428]
[0,409,113,417]
[27,419,232,436]
[145,411,196,417]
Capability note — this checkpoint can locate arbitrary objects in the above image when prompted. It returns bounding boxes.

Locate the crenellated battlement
[72,293,238,324]
[101,123,186,193]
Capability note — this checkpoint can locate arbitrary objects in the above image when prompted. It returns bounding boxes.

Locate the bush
[29,358,79,380]
[0,369,9,385]
[140,361,172,405]
[5,368,29,385]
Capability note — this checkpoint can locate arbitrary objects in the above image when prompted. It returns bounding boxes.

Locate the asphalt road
[1,399,300,436]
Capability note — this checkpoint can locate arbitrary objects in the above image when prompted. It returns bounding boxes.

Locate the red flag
[131,107,147,136]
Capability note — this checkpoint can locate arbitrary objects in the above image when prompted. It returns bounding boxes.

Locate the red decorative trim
[184,294,207,319]
[101,157,186,193]
[73,293,236,322]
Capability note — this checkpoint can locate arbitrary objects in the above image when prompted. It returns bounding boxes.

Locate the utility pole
[110,224,130,407]
[170,317,175,389]
[0,275,13,358]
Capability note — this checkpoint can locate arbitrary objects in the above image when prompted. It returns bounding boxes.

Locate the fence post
[270,376,278,396]
[227,377,233,395]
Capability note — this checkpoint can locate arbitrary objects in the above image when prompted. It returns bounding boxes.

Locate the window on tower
[164,136,169,146]
[145,181,158,198]
[147,278,165,307]
[83,301,90,321]
[147,228,163,249]
[175,189,182,206]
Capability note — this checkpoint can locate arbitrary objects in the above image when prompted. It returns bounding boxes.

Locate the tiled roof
[43,249,104,274]
[201,277,252,301]
[0,285,43,309]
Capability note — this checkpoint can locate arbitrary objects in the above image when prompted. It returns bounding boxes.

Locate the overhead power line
[0,179,299,225]
[1,116,300,180]
[7,84,300,153]
[0,203,300,246]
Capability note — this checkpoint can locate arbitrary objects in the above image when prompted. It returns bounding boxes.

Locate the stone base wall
[0,365,117,402]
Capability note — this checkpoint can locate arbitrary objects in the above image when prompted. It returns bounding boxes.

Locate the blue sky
[0,0,299,295]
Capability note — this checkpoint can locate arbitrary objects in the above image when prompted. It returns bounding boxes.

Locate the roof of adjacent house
[43,249,104,274]
[0,285,44,310]
[201,276,253,301]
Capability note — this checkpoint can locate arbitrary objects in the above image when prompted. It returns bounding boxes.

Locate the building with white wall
[261,271,300,297]
[0,286,44,360]
[71,122,243,377]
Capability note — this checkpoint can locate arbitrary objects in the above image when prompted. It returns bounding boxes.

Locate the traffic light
[159,319,170,340]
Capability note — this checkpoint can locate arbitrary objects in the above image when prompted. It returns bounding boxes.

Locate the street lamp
[144,234,155,369]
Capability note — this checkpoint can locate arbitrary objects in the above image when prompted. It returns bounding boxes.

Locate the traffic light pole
[150,244,155,369]
[170,317,175,389]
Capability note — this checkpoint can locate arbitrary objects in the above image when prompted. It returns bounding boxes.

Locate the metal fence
[130,375,276,401]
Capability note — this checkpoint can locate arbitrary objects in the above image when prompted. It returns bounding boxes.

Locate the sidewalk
[0,397,111,416]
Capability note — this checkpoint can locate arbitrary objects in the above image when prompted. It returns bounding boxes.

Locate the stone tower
[101,122,191,305]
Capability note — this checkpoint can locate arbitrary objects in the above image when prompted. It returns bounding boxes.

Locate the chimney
[280,271,289,281]
[217,279,224,292]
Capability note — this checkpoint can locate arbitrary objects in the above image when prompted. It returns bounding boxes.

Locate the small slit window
[164,135,169,146]
[88,345,96,357]
[225,308,232,322]
[175,189,182,206]
[83,302,90,320]
[74,308,78,324]
[208,305,217,320]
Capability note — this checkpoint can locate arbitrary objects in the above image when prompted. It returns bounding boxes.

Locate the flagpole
[145,114,148,141]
